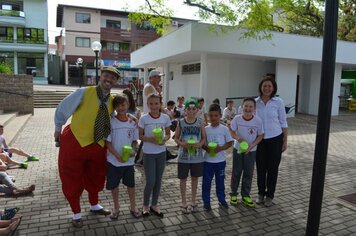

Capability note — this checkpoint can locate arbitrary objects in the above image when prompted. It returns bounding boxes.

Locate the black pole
[95,51,99,85]
[306,0,339,235]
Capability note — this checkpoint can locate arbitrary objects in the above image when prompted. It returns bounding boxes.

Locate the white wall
[276,59,298,117]
[332,64,342,115]
[298,63,311,113]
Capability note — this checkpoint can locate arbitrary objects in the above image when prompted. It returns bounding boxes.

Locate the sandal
[180,205,190,214]
[9,216,22,236]
[71,219,83,228]
[130,208,142,218]
[109,210,120,220]
[189,204,198,213]
[0,208,18,220]
[150,206,164,218]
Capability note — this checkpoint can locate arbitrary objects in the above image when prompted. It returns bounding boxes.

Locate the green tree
[128,0,355,41]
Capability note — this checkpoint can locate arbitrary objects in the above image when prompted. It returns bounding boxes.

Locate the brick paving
[2,108,356,235]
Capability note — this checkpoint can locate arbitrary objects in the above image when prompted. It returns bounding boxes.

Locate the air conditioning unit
[171,20,178,26]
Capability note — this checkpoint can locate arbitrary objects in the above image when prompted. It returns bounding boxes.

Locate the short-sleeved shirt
[138,113,171,154]
[204,124,233,163]
[175,105,185,118]
[106,117,139,167]
[230,115,264,152]
[196,107,206,123]
[177,118,204,163]
[223,107,237,120]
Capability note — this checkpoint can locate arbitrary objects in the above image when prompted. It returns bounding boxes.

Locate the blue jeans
[202,161,226,206]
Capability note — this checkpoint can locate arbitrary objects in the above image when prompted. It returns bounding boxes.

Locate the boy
[0,124,39,162]
[229,98,264,207]
[174,96,185,119]
[105,94,141,219]
[223,100,237,121]
[174,98,206,213]
[202,103,233,210]
[196,97,208,125]
[139,94,171,217]
[163,100,176,120]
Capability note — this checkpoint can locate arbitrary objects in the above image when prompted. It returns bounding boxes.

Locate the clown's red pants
[58,126,107,213]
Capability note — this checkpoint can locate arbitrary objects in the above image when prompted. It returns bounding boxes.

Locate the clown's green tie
[94,86,111,143]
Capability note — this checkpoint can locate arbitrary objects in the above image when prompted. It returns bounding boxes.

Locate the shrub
[0,62,13,75]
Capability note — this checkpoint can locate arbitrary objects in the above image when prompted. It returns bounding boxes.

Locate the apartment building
[56,4,193,86]
[0,0,48,83]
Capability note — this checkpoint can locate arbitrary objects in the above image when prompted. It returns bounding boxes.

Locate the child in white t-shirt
[223,100,237,121]
[202,103,233,210]
[229,97,264,207]
[138,94,171,218]
[105,94,141,219]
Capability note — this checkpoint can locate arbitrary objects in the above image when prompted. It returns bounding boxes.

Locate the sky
[48,0,199,44]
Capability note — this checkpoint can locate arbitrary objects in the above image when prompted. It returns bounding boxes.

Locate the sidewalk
[3,108,356,236]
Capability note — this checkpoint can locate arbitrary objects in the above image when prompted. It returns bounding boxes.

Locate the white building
[0,0,48,83]
[131,23,356,116]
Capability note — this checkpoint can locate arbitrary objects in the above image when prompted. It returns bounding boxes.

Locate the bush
[0,62,13,75]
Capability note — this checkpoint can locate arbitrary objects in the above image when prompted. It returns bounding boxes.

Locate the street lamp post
[91,41,102,85]
[76,57,83,87]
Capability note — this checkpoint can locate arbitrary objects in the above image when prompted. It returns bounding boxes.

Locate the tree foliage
[0,62,13,75]
[128,0,356,41]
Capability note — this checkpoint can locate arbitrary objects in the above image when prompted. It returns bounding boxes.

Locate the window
[76,13,91,23]
[136,21,155,31]
[0,27,6,37]
[106,20,121,29]
[182,63,201,75]
[75,37,90,47]
[102,41,130,52]
[16,28,44,44]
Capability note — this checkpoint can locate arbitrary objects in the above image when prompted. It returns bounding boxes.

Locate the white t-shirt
[163,107,174,119]
[196,107,206,123]
[138,113,171,154]
[230,115,264,152]
[175,105,185,118]
[143,83,158,114]
[204,124,233,163]
[0,134,4,147]
[223,107,237,120]
[106,117,139,167]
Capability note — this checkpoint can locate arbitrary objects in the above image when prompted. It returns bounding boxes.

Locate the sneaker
[219,201,229,209]
[264,197,273,207]
[230,194,238,206]
[27,156,39,161]
[242,196,255,207]
[203,204,212,211]
[255,195,265,205]
[19,162,28,169]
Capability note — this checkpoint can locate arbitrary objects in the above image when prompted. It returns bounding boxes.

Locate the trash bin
[136,90,143,106]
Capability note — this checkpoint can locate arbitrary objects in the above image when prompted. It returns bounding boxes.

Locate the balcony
[0,10,26,26]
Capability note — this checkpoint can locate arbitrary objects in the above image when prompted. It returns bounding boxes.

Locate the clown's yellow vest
[70,86,114,147]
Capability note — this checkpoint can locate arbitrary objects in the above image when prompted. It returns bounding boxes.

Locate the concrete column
[275,59,298,117]
[199,53,208,101]
[13,51,18,74]
[163,62,169,104]
[308,63,322,115]
[44,53,48,79]
[331,64,342,116]
[143,67,148,85]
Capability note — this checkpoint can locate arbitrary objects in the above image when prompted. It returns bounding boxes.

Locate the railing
[0,10,25,17]
[0,39,46,44]
[0,89,32,97]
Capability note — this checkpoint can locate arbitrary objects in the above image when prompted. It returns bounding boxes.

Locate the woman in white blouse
[255,77,288,207]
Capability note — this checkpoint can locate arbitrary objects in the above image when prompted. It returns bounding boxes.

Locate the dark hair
[0,124,3,128]
[209,103,221,114]
[122,89,136,112]
[197,97,205,103]
[212,98,220,105]
[112,94,129,109]
[167,100,175,106]
[242,97,256,106]
[226,100,234,105]
[258,76,277,98]
[177,96,184,101]
[148,93,162,103]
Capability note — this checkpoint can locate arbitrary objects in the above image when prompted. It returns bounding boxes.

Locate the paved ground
[3,108,356,236]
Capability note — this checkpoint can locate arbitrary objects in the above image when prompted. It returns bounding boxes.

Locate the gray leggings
[0,172,16,194]
[143,151,166,206]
